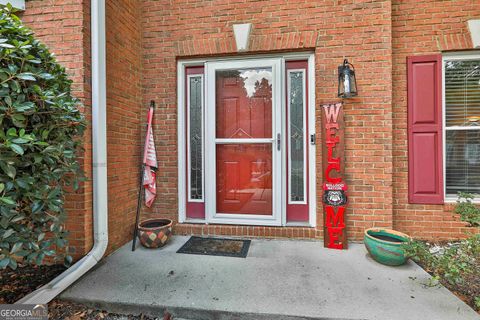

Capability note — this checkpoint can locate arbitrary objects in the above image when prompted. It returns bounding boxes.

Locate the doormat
[177,236,251,258]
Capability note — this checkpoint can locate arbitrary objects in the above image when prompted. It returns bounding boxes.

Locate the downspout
[16,0,108,304]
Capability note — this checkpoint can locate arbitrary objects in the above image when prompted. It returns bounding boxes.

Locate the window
[444,56,480,198]
[187,74,204,201]
[287,69,307,203]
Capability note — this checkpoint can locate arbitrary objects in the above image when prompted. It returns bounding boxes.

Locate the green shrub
[0,5,85,269]
[454,192,480,227]
[403,236,480,308]
[403,193,480,311]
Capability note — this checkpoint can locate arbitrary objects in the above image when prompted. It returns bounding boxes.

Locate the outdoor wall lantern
[338,59,358,98]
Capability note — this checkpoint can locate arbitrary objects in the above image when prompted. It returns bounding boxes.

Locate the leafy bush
[0,6,84,269]
[403,236,480,310]
[403,193,480,311]
[403,236,479,285]
[454,192,480,227]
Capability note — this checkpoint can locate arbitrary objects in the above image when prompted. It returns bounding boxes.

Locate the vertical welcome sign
[322,102,348,249]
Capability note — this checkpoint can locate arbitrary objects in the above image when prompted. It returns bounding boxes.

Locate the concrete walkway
[61,236,479,320]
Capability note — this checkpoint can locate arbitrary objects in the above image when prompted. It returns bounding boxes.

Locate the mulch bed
[454,271,480,313]
[0,264,66,304]
[3,248,476,317]
[0,264,173,319]
[49,300,173,320]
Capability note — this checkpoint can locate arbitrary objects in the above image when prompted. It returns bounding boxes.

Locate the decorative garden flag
[143,106,157,207]
[322,102,348,249]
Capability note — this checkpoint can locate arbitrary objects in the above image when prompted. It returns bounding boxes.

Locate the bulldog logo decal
[323,190,347,207]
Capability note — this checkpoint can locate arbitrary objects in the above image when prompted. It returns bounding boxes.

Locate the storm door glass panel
[288,70,306,203]
[216,68,272,139]
[216,144,272,215]
[215,68,273,215]
[444,59,480,196]
[188,75,203,201]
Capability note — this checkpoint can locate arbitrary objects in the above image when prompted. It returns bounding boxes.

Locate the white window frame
[287,69,308,205]
[177,52,316,226]
[442,52,480,203]
[186,74,205,203]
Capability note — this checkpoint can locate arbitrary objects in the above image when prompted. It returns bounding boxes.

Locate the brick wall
[20,0,479,252]
[22,0,144,257]
[20,0,93,259]
[392,0,480,240]
[104,0,143,253]
[141,0,395,241]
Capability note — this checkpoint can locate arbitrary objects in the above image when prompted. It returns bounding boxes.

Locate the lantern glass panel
[338,61,358,98]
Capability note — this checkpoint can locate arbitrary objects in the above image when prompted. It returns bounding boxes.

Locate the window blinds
[444,59,480,196]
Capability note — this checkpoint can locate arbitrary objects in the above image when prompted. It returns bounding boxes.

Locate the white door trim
[308,53,317,228]
[177,53,316,227]
[177,62,187,223]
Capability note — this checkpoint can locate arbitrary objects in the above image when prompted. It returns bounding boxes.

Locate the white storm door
[205,59,282,226]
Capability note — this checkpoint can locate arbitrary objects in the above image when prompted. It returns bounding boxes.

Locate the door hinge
[310,134,316,145]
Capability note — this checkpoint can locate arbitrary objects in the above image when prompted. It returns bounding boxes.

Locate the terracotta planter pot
[364,228,411,266]
[137,218,173,249]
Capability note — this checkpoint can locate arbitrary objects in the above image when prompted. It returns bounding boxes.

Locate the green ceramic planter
[364,228,411,266]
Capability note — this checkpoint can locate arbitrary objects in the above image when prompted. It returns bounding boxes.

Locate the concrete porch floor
[61,236,479,320]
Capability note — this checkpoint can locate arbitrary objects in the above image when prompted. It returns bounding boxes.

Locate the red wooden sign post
[322,102,348,249]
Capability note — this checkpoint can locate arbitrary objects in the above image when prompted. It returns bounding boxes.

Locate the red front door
[215,68,274,216]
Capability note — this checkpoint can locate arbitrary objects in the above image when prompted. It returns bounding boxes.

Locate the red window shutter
[407,55,444,204]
